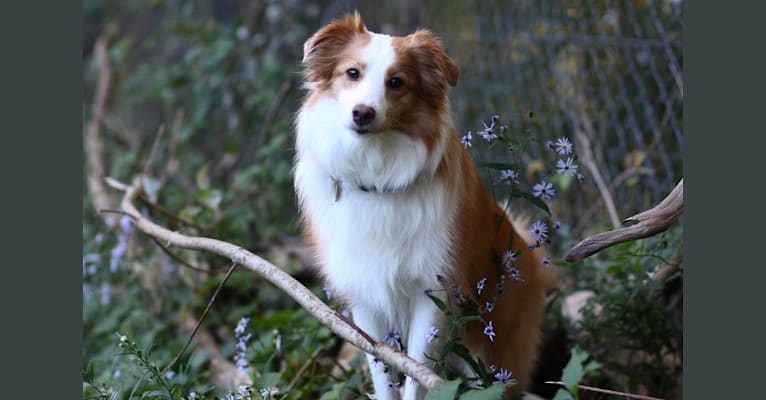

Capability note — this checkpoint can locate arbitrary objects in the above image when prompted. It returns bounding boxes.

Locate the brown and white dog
[293,13,553,399]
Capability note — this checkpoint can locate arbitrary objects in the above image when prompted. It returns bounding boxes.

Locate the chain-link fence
[353,0,683,234]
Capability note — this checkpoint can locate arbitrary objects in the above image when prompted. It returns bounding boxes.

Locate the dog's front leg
[401,295,443,400]
[353,306,400,400]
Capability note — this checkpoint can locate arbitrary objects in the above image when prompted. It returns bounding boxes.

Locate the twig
[570,110,622,230]
[180,315,253,389]
[236,79,294,169]
[158,109,184,188]
[104,176,130,191]
[149,236,231,274]
[284,345,325,393]
[142,124,166,178]
[136,191,207,231]
[112,176,443,389]
[85,23,118,217]
[545,381,664,400]
[258,80,293,150]
[99,208,136,219]
[565,179,683,262]
[161,262,239,376]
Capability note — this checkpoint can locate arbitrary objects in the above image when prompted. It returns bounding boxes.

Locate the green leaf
[253,371,283,389]
[517,190,551,216]
[427,294,448,312]
[197,188,222,211]
[195,164,210,190]
[425,379,461,400]
[455,315,484,326]
[142,175,160,203]
[461,384,506,400]
[583,360,603,374]
[319,382,345,400]
[560,347,589,391]
[552,388,575,400]
[478,162,520,171]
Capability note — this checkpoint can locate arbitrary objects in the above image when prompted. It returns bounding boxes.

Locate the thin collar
[331,175,425,201]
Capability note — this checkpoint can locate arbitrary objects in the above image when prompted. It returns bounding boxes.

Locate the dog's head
[297,13,459,191]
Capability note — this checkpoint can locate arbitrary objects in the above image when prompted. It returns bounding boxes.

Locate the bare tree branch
[104,176,443,390]
[565,179,683,262]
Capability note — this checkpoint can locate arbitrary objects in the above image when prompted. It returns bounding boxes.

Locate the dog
[293,13,554,399]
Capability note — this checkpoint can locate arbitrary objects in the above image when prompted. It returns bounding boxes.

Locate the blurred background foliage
[83,0,682,399]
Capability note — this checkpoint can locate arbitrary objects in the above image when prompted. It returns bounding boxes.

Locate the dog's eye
[387,77,404,89]
[346,68,360,80]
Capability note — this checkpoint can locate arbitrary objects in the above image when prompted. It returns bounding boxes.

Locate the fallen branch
[105,176,443,389]
[565,179,683,262]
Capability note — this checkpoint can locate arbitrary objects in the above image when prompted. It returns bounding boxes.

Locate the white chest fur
[294,149,457,328]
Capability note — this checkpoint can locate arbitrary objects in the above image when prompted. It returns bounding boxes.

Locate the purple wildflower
[530,220,548,243]
[235,317,250,336]
[100,283,111,306]
[461,131,473,148]
[426,326,439,343]
[501,249,518,268]
[384,330,402,351]
[542,257,551,267]
[109,240,127,273]
[554,137,574,155]
[450,284,465,304]
[477,277,487,295]
[484,321,496,342]
[499,169,519,184]
[556,157,578,177]
[577,173,585,183]
[532,180,555,200]
[322,285,332,301]
[507,267,521,282]
[119,215,133,235]
[234,317,252,374]
[493,368,516,385]
[486,302,494,313]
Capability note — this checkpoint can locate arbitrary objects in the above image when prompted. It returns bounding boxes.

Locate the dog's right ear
[302,12,367,83]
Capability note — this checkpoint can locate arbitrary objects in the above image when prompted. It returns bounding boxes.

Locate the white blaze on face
[337,33,396,129]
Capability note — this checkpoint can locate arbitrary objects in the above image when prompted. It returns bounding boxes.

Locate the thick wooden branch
[565,179,683,262]
[107,176,442,389]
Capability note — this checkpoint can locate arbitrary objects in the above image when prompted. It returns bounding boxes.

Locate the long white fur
[294,32,459,400]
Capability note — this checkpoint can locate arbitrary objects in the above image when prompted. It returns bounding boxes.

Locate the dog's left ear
[408,30,459,87]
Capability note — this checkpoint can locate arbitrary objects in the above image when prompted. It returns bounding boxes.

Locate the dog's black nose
[352,104,376,126]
